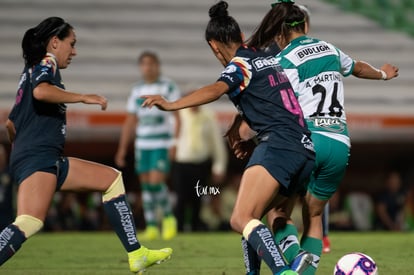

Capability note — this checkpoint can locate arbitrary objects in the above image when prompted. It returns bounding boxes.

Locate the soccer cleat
[162,216,177,241]
[290,250,313,274]
[140,225,160,241]
[128,246,173,274]
[322,236,331,253]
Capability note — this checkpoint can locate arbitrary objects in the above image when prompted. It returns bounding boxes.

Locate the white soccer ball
[334,252,378,275]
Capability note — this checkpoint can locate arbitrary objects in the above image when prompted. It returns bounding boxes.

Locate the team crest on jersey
[40,55,57,75]
[223,65,237,74]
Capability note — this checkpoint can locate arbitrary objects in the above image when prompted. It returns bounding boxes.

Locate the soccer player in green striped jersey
[115,51,180,241]
[246,1,399,274]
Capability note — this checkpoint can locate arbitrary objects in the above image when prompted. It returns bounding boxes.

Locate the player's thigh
[148,170,167,183]
[309,134,350,200]
[61,157,118,192]
[231,165,280,229]
[17,171,57,221]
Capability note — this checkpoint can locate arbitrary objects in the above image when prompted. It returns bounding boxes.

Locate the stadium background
[0,0,413,224]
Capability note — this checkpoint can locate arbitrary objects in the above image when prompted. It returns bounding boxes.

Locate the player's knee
[305,202,325,218]
[230,212,256,235]
[102,171,126,202]
[13,215,43,238]
[229,213,242,234]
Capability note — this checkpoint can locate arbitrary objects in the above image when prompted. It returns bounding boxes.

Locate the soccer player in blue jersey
[141,1,315,274]
[245,1,399,274]
[0,17,172,273]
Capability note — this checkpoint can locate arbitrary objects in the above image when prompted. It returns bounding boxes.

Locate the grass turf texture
[1,231,413,274]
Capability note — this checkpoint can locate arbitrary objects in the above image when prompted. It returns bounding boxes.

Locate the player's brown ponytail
[21,17,73,66]
[247,2,306,49]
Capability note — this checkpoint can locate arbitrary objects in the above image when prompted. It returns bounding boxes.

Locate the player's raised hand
[81,94,108,110]
[380,63,399,80]
[141,95,173,111]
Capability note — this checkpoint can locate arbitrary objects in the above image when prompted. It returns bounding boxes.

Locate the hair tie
[285,19,305,27]
[271,0,294,8]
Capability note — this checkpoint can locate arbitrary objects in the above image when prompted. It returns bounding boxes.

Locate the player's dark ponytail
[22,17,73,66]
[205,1,242,45]
[247,2,306,49]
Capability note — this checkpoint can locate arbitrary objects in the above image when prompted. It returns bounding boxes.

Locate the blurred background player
[172,87,228,232]
[321,204,330,253]
[115,51,180,241]
[374,170,406,231]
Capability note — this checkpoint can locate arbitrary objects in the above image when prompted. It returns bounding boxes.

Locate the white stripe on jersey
[135,139,175,149]
[314,131,351,147]
[284,41,337,67]
[126,77,180,149]
[278,37,354,146]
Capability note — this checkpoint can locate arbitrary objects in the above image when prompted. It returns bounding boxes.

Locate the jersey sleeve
[336,47,355,77]
[166,80,181,102]
[126,88,138,114]
[217,56,252,97]
[31,55,59,87]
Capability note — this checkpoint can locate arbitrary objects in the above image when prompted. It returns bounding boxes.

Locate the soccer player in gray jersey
[246,0,399,274]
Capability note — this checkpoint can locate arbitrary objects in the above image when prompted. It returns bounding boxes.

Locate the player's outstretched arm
[33,82,107,110]
[141,81,229,111]
[115,113,137,168]
[352,61,399,80]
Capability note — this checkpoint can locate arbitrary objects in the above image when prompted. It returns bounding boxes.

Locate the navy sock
[103,195,140,252]
[247,224,288,275]
[0,224,26,266]
[242,236,261,275]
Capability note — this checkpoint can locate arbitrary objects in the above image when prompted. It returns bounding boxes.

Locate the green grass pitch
[1,231,413,274]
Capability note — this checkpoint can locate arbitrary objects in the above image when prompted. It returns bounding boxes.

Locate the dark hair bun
[209,1,229,19]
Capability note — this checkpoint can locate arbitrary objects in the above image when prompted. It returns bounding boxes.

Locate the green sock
[274,223,300,264]
[300,236,322,275]
[155,183,172,217]
[141,183,157,226]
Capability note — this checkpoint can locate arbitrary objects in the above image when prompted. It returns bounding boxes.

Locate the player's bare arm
[33,82,107,110]
[352,61,399,80]
[141,81,228,111]
[115,113,137,168]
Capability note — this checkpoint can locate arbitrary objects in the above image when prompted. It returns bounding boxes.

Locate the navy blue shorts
[246,142,315,197]
[10,155,69,190]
